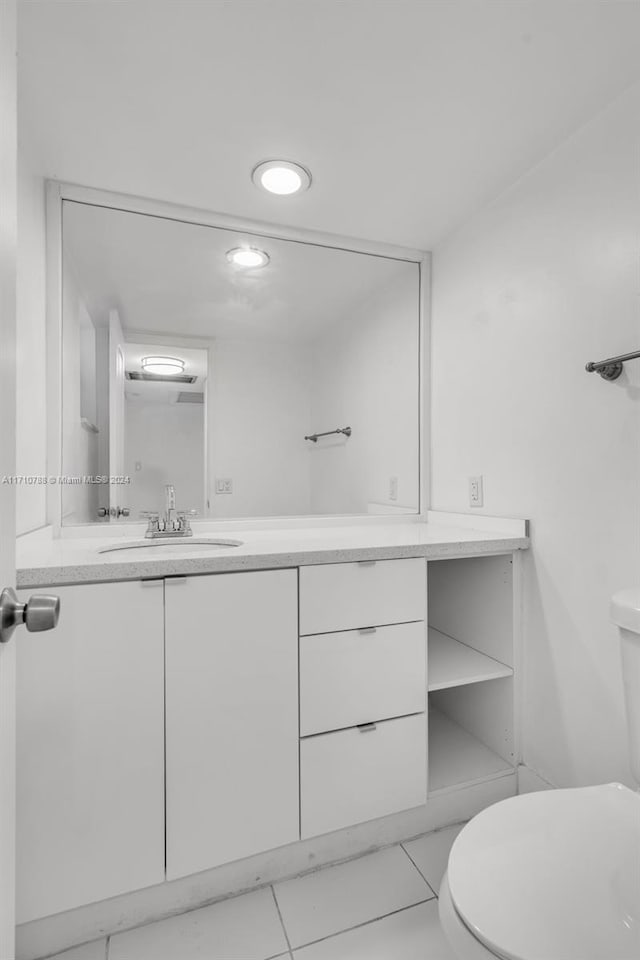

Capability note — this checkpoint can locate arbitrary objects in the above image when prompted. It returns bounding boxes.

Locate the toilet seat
[439,872,506,959]
[447,782,640,960]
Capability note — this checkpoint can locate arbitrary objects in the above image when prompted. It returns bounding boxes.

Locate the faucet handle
[174,510,195,536]
[141,511,164,538]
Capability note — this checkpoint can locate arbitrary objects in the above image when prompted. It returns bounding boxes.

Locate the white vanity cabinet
[164,569,299,880]
[299,558,428,838]
[14,541,523,929]
[16,580,165,923]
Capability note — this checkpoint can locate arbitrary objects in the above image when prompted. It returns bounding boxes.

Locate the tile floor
[48,824,465,960]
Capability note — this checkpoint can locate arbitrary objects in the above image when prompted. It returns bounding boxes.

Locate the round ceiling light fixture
[141,356,185,376]
[226,246,270,268]
[252,159,312,196]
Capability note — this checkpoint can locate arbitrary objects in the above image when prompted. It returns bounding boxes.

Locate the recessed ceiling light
[141,356,185,376]
[226,246,270,268]
[252,159,312,196]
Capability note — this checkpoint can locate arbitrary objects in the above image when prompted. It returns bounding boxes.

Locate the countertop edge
[17,536,529,588]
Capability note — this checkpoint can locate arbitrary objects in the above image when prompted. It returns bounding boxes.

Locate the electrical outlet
[389,476,398,501]
[215,478,233,495]
[469,475,483,507]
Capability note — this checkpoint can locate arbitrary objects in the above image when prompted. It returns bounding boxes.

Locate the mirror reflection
[61,201,420,523]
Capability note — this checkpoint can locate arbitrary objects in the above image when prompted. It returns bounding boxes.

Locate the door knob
[0,587,60,644]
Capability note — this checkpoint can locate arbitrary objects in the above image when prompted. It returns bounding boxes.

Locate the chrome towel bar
[305,426,352,442]
[586,348,640,381]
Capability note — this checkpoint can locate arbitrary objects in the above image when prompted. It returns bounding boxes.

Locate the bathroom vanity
[15,513,528,932]
[12,184,529,956]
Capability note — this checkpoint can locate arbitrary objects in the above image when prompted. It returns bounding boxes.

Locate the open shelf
[428,628,513,691]
[428,707,514,795]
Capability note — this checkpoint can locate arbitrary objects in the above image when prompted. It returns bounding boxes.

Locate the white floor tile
[274,845,433,948]
[108,888,289,960]
[403,823,466,894]
[292,901,456,960]
[47,942,106,960]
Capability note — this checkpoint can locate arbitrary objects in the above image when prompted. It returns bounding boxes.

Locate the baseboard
[17,774,516,960]
[517,763,555,794]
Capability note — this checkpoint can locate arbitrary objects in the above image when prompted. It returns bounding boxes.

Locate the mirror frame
[45,180,430,533]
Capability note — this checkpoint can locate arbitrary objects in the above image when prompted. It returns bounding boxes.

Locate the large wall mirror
[59,195,423,524]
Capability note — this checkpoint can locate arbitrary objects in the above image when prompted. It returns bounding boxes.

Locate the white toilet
[439,588,640,960]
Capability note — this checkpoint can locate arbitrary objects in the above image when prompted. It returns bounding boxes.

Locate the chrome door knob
[0,587,60,644]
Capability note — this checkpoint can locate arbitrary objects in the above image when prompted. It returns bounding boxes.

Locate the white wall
[15,151,46,534]
[209,340,312,518]
[124,400,204,519]
[431,81,640,788]
[309,269,420,514]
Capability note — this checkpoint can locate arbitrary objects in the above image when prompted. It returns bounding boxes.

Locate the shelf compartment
[428,707,514,795]
[428,628,512,691]
[428,556,514,668]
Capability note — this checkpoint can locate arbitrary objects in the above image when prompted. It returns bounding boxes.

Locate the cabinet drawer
[300,622,426,736]
[299,558,426,635]
[300,713,427,838]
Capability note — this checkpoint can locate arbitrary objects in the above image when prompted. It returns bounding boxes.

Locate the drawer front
[300,622,426,736]
[300,713,427,838]
[299,558,426,635]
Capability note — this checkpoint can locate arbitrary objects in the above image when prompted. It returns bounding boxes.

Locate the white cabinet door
[16,580,165,922]
[165,569,299,880]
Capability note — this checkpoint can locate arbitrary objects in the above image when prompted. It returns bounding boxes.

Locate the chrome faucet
[141,485,196,538]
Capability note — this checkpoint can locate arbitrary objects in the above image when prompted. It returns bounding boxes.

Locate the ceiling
[19,1,640,248]
[63,199,417,342]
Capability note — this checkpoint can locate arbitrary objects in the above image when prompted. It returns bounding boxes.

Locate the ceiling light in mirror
[252,159,311,195]
[226,246,270,267]
[141,356,185,375]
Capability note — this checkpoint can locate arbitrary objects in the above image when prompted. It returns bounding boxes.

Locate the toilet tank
[611,589,640,786]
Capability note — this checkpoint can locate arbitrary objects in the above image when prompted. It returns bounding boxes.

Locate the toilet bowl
[439,782,640,959]
[439,588,640,960]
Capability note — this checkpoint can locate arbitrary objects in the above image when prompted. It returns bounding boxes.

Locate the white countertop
[16,512,529,588]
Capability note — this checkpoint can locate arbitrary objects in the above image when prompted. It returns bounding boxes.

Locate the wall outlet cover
[215,478,233,495]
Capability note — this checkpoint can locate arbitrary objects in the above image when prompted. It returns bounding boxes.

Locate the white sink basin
[98,538,243,556]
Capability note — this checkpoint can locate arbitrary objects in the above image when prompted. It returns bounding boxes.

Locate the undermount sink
[98,538,243,556]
